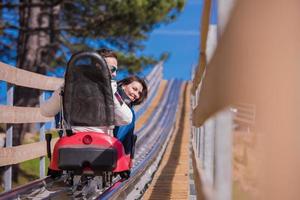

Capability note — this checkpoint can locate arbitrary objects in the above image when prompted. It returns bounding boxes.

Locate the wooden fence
[190,1,235,199]
[191,0,300,199]
[0,61,63,191]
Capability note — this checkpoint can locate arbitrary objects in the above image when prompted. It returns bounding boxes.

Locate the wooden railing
[190,0,236,199]
[191,0,300,199]
[0,61,63,191]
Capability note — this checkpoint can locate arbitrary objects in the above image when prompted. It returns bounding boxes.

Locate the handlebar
[67,51,107,70]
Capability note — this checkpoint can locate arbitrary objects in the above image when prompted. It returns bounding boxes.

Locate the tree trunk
[13,0,51,183]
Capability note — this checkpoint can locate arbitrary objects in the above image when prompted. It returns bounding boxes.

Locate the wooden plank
[0,61,63,91]
[0,105,54,123]
[143,83,191,200]
[0,138,59,166]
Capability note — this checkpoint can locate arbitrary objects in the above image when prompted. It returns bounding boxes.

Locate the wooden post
[199,126,204,168]
[214,110,233,200]
[39,92,46,178]
[4,84,14,191]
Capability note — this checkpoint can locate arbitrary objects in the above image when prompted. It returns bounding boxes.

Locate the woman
[114,76,148,159]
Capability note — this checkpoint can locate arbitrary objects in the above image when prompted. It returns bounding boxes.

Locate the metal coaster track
[99,80,182,200]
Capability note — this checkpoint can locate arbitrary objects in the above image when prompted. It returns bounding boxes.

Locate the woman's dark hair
[96,48,117,59]
[117,76,148,106]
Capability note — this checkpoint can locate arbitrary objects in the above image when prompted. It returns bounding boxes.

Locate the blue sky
[141,0,202,80]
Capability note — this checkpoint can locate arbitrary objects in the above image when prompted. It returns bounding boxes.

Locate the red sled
[46,52,132,179]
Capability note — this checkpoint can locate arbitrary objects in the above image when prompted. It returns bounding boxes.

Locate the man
[40,49,132,129]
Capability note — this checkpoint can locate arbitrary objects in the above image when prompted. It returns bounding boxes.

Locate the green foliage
[59,0,185,71]
[62,0,185,51]
[117,52,156,73]
[19,158,50,179]
[0,0,185,73]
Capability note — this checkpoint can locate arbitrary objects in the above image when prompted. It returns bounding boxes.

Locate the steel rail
[97,80,182,199]
[0,177,53,200]
[134,80,179,164]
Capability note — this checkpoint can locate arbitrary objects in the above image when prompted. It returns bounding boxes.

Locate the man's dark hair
[96,48,118,59]
[117,76,148,106]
